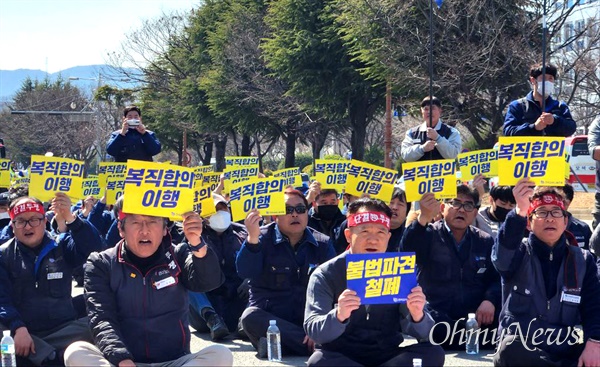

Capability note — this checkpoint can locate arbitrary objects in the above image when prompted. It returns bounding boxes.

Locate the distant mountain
[0,65,141,101]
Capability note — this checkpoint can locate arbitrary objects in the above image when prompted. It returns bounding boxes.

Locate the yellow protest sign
[314,160,351,191]
[272,167,302,187]
[193,165,215,182]
[402,159,457,202]
[98,162,127,186]
[229,177,287,222]
[193,184,217,218]
[201,172,222,191]
[457,149,498,181]
[226,156,259,167]
[29,155,84,202]
[123,160,195,220]
[497,137,566,186]
[81,178,102,199]
[11,176,29,187]
[345,160,399,202]
[223,164,259,192]
[106,176,125,205]
[0,159,11,188]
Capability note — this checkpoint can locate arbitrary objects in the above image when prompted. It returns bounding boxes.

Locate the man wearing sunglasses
[400,185,501,350]
[493,180,600,367]
[237,188,336,359]
[0,194,103,366]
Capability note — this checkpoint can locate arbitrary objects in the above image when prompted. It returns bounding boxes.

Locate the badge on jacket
[47,272,63,280]
[154,276,176,290]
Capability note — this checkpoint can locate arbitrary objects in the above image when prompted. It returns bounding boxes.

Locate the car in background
[566,135,595,192]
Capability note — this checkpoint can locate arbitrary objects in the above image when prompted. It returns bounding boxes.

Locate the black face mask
[317,205,339,221]
[492,206,511,222]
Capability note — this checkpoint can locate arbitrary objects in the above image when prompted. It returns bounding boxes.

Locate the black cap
[0,192,9,206]
[421,96,442,108]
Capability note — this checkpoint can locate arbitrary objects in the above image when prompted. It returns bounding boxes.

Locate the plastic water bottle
[1,330,16,367]
[465,313,479,355]
[266,320,282,362]
[412,358,422,367]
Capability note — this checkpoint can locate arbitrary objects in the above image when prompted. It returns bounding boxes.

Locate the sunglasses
[285,205,307,215]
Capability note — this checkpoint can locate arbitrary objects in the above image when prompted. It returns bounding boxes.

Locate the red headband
[528,194,565,216]
[118,211,127,221]
[347,211,391,230]
[10,202,45,220]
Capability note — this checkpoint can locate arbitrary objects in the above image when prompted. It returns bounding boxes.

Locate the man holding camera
[106,105,161,162]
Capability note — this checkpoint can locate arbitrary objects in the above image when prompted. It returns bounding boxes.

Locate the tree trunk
[284,124,296,168]
[214,134,227,171]
[241,134,252,156]
[349,98,369,161]
[311,125,329,160]
[231,131,240,156]
[176,137,183,165]
[203,139,213,166]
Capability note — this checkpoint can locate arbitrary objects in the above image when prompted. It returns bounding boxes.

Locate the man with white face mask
[503,63,576,137]
[188,194,248,341]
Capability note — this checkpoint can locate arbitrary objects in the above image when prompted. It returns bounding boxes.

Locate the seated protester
[332,193,360,254]
[237,189,335,358]
[304,198,445,367]
[188,194,248,341]
[64,196,232,367]
[561,183,592,250]
[0,193,103,366]
[308,186,346,240]
[492,180,600,367]
[86,195,114,237]
[387,187,411,252]
[400,186,501,350]
[476,185,516,238]
[0,192,9,232]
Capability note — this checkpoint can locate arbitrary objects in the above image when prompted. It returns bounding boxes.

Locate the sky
[0,0,199,73]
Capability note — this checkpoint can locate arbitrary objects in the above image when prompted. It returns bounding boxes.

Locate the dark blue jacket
[400,220,501,321]
[503,91,576,137]
[308,209,346,241]
[567,213,592,250]
[200,223,247,297]
[88,201,114,236]
[236,222,335,325]
[0,217,103,334]
[106,129,161,162]
[492,211,600,354]
[85,237,224,365]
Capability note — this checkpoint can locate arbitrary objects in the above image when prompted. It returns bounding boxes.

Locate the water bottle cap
[2,330,9,336]
[269,320,276,325]
[468,313,476,319]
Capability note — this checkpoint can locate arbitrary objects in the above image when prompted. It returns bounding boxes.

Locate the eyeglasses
[285,205,307,215]
[532,209,565,219]
[12,217,45,229]
[447,200,476,212]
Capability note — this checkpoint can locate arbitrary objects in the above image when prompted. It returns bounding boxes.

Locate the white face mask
[209,210,232,232]
[536,81,554,97]
[0,212,9,220]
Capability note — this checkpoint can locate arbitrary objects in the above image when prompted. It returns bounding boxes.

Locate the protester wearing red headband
[493,179,600,367]
[304,197,445,367]
[1,193,103,366]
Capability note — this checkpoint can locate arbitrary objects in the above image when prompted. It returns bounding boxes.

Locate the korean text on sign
[193,165,215,181]
[314,159,350,191]
[457,149,498,181]
[402,159,457,202]
[272,167,302,187]
[223,164,259,192]
[29,155,84,202]
[0,159,11,188]
[229,177,287,222]
[201,172,222,191]
[98,162,127,186]
[123,160,195,220]
[193,184,217,218]
[497,137,566,186]
[345,160,399,202]
[81,178,102,199]
[225,156,259,167]
[106,176,125,205]
[346,252,417,305]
